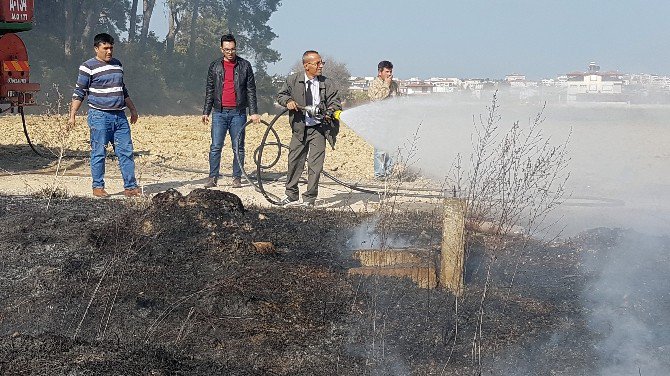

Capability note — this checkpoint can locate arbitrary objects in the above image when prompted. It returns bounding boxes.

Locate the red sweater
[222,59,237,107]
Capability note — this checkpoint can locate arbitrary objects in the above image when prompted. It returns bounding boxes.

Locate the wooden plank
[348,264,438,289]
[352,248,437,267]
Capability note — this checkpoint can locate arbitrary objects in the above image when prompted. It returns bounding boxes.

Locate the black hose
[234,109,442,206]
[18,106,443,204]
[18,108,140,160]
[248,111,286,205]
[20,106,49,158]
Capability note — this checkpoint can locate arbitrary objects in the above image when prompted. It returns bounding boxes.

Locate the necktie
[305,80,313,106]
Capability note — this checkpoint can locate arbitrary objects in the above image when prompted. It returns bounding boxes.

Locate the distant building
[427,77,461,93]
[555,75,569,87]
[403,81,434,95]
[504,73,527,88]
[348,76,374,91]
[625,73,670,91]
[505,74,526,82]
[462,79,485,90]
[541,78,555,86]
[566,62,623,101]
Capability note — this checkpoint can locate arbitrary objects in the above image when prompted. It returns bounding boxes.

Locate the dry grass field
[1,113,375,181]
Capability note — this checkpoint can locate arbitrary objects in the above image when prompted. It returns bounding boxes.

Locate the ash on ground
[1,191,668,375]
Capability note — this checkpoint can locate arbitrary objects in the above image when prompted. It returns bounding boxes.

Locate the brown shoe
[123,187,142,197]
[204,177,217,188]
[92,187,110,198]
[231,177,242,188]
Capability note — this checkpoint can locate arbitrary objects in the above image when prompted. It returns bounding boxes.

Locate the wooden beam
[440,198,466,296]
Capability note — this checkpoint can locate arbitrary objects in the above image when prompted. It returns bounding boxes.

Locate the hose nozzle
[298,104,341,122]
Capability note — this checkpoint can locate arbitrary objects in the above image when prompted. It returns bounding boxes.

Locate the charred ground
[0,191,668,375]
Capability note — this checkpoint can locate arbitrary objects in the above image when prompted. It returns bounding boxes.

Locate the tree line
[22,0,283,115]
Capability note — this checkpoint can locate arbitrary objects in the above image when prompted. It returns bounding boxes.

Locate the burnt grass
[0,190,668,375]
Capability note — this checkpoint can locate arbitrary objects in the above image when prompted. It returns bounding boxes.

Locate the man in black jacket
[276,50,341,206]
[202,34,260,188]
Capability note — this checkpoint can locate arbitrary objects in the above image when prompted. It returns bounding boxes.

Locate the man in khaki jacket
[368,60,399,179]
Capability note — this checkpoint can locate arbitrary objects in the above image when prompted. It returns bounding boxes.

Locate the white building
[462,79,484,90]
[505,74,526,82]
[541,78,555,86]
[428,77,461,92]
[566,62,623,101]
[556,75,569,87]
[347,76,376,91]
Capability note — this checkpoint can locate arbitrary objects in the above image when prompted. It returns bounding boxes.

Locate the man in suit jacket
[276,50,341,207]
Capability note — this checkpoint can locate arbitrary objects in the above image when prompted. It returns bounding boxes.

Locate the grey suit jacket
[277,72,342,149]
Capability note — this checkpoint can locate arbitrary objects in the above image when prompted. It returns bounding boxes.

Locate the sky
[150,0,670,79]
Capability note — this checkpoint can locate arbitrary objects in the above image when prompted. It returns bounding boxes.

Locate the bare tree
[165,0,184,56]
[187,0,201,58]
[79,2,97,52]
[139,0,156,45]
[128,0,139,42]
[63,0,75,57]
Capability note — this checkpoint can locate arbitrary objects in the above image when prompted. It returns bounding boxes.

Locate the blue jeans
[88,108,137,189]
[374,148,394,178]
[209,109,247,179]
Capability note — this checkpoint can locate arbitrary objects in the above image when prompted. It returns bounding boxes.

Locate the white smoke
[341,91,670,237]
[341,91,670,374]
[582,230,670,375]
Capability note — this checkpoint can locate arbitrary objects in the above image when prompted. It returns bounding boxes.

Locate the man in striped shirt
[68,33,141,198]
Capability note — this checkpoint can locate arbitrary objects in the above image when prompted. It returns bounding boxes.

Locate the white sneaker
[279,196,299,206]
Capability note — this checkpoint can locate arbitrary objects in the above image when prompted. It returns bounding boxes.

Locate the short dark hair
[94,33,114,47]
[378,60,393,71]
[220,34,236,46]
[302,50,319,64]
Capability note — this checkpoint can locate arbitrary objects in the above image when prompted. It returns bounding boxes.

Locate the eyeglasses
[308,61,326,66]
[222,48,236,53]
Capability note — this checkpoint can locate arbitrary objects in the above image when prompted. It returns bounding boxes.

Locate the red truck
[0,0,38,110]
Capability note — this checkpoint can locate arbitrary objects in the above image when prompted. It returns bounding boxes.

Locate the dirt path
[0,114,440,210]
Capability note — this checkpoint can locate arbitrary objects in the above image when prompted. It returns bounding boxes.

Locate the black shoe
[279,196,299,206]
[204,177,217,188]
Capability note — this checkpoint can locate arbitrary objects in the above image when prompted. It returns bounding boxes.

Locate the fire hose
[18,107,130,160]
[19,106,49,158]
[234,108,445,206]
[235,109,375,205]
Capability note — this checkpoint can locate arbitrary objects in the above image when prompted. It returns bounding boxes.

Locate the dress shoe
[231,177,242,188]
[204,177,217,188]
